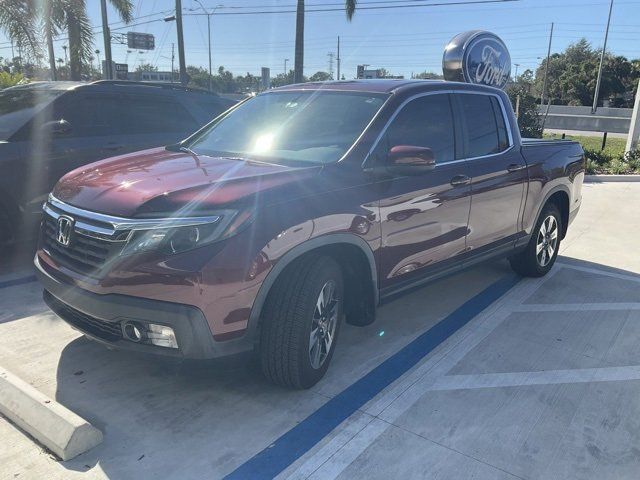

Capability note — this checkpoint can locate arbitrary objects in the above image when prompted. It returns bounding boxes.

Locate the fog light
[123,321,143,342]
[146,324,178,349]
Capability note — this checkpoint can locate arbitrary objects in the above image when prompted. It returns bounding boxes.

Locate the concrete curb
[585,174,640,182]
[0,367,103,461]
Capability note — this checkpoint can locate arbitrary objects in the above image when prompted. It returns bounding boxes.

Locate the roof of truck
[271,79,507,96]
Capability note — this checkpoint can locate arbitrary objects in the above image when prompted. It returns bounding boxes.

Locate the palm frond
[63,0,94,78]
[345,0,357,21]
[108,0,134,23]
[0,0,40,60]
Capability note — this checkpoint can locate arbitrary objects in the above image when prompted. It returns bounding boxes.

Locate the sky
[0,0,639,80]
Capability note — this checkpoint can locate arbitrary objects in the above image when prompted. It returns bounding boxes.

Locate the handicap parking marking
[226,274,521,480]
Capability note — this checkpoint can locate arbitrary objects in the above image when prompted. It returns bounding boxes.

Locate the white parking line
[512,303,640,312]
[428,365,640,391]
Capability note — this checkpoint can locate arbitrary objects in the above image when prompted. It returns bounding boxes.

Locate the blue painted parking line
[0,275,37,290]
[226,274,520,480]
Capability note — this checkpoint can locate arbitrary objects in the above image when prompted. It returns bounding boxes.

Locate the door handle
[450,174,470,186]
[507,163,527,172]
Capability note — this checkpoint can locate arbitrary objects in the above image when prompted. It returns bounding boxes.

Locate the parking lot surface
[1,181,639,480]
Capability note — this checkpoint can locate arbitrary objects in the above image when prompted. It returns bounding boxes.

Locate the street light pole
[193,1,223,92]
[592,0,614,114]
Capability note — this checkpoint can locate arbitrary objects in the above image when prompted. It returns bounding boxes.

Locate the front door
[375,93,472,293]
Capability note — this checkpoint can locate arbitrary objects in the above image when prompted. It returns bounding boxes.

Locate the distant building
[128,71,175,83]
[356,65,404,79]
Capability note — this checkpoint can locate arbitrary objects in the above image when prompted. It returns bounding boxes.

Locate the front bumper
[35,255,253,359]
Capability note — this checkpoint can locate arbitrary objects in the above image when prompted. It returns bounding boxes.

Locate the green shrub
[583,148,640,174]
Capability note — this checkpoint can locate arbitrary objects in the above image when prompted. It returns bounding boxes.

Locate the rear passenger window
[384,94,455,163]
[490,96,510,151]
[457,94,509,158]
[120,95,199,134]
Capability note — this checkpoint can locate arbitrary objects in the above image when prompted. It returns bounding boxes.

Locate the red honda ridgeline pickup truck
[35,80,584,388]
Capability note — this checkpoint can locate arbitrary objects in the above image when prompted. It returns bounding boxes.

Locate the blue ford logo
[443,31,511,90]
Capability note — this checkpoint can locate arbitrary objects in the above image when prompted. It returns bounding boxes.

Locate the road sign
[127,32,155,51]
[114,63,128,80]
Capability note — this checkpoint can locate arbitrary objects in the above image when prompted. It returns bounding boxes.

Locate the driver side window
[384,94,456,163]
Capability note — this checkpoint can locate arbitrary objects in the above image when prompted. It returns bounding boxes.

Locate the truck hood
[53,147,322,217]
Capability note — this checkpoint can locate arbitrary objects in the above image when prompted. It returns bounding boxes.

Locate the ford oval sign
[442,31,511,89]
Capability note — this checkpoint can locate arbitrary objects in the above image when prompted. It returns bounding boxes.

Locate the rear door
[376,93,472,293]
[454,92,527,254]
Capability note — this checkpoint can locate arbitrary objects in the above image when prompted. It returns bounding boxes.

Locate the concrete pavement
[1,181,639,479]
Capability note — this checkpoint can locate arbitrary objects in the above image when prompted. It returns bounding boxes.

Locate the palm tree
[1,0,133,81]
[0,1,39,61]
[294,0,357,83]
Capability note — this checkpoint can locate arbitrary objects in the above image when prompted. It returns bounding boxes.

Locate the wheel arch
[246,234,379,342]
[532,185,570,240]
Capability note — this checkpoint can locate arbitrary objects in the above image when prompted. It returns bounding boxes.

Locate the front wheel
[260,255,343,389]
[510,203,562,277]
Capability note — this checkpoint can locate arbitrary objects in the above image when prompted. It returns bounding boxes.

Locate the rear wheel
[260,255,343,389]
[510,203,562,277]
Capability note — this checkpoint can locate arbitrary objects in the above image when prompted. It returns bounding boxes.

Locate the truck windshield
[188,90,388,164]
[0,88,63,141]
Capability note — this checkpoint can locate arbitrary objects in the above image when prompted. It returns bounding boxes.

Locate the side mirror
[41,119,72,137]
[387,145,436,175]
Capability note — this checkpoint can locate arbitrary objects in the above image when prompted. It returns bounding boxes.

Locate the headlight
[121,209,247,256]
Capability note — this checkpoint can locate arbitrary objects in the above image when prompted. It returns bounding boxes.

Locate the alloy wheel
[536,215,558,267]
[309,280,339,369]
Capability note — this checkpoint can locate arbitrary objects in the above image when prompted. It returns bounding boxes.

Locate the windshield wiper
[165,143,197,155]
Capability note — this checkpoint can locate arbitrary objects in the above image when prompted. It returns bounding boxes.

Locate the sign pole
[100,0,113,80]
[626,79,640,153]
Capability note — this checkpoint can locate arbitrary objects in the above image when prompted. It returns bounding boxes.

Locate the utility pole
[294,0,304,83]
[592,0,614,114]
[100,0,113,79]
[337,36,341,81]
[513,63,520,81]
[540,22,554,106]
[284,58,289,76]
[328,52,334,79]
[175,0,188,85]
[171,43,175,82]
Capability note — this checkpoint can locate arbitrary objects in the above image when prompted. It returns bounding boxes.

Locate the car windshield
[188,90,388,165]
[0,88,64,141]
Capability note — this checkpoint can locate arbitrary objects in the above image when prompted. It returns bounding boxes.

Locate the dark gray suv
[0,80,236,243]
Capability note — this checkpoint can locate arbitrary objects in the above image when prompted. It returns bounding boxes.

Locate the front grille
[46,292,122,341]
[41,207,128,277]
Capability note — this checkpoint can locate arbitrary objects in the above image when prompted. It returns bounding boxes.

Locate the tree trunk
[294,0,304,84]
[67,12,82,81]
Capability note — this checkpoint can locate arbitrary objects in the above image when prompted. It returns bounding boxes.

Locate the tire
[260,254,343,389]
[509,202,562,277]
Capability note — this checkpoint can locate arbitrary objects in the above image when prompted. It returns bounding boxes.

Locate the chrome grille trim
[47,194,221,239]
